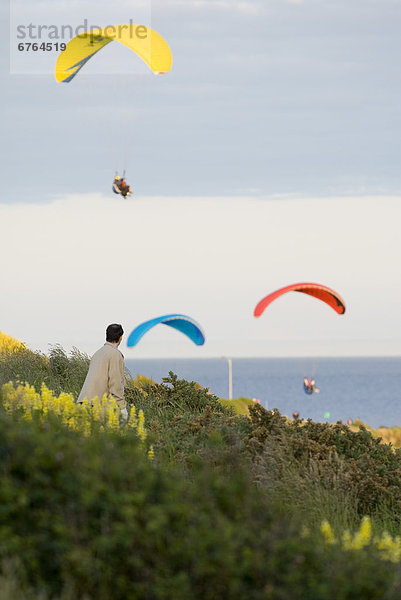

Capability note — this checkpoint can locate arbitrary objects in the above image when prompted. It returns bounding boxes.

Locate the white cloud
[165,0,265,16]
[1,193,400,357]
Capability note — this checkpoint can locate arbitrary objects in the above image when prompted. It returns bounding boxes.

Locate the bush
[219,397,255,415]
[1,402,401,599]
[247,404,401,529]
[0,401,269,599]
[0,345,90,399]
[0,332,26,353]
[125,372,252,470]
[2,350,401,598]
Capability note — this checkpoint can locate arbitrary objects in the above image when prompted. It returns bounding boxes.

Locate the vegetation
[350,420,401,449]
[219,396,256,415]
[0,342,89,399]
[1,338,401,597]
[0,331,26,353]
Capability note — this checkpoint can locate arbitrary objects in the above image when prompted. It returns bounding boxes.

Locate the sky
[1,0,401,358]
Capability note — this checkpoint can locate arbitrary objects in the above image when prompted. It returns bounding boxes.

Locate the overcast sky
[1,0,401,357]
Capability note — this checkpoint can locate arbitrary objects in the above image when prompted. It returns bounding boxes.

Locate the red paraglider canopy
[254,283,346,317]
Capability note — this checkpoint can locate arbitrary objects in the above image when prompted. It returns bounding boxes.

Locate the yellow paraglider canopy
[55,24,172,82]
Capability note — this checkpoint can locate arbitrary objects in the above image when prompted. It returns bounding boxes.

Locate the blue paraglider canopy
[127,314,205,347]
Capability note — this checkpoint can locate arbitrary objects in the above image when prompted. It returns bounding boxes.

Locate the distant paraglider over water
[303,377,320,395]
[127,314,205,347]
[254,282,346,318]
[254,282,346,399]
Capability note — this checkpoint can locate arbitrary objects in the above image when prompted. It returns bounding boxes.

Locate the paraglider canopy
[254,283,346,317]
[127,314,205,347]
[55,24,173,82]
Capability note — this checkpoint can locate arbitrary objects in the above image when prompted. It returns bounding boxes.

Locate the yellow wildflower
[342,530,353,550]
[320,520,336,545]
[351,516,372,550]
[128,405,138,429]
[0,332,26,354]
[137,409,147,442]
[0,382,149,444]
[374,531,401,563]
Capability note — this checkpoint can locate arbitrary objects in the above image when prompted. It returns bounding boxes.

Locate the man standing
[78,323,127,419]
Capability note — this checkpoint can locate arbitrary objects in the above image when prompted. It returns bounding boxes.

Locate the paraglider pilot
[303,377,320,395]
[113,174,132,197]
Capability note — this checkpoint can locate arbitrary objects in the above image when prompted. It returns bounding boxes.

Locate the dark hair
[106,323,124,343]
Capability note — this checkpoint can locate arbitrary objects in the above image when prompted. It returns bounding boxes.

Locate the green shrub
[219,397,255,415]
[0,345,89,399]
[247,404,401,529]
[3,350,401,598]
[47,345,90,397]
[125,372,252,469]
[0,346,50,390]
[0,403,401,599]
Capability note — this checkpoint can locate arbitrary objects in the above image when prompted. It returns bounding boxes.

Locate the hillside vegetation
[0,341,401,598]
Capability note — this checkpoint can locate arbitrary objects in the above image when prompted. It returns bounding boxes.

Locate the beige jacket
[77,342,125,408]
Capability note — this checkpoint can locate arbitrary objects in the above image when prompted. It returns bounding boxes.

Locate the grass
[218,396,256,415]
[2,340,401,596]
[3,339,401,531]
[350,420,401,449]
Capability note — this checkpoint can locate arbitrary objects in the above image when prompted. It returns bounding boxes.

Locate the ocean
[125,357,401,429]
